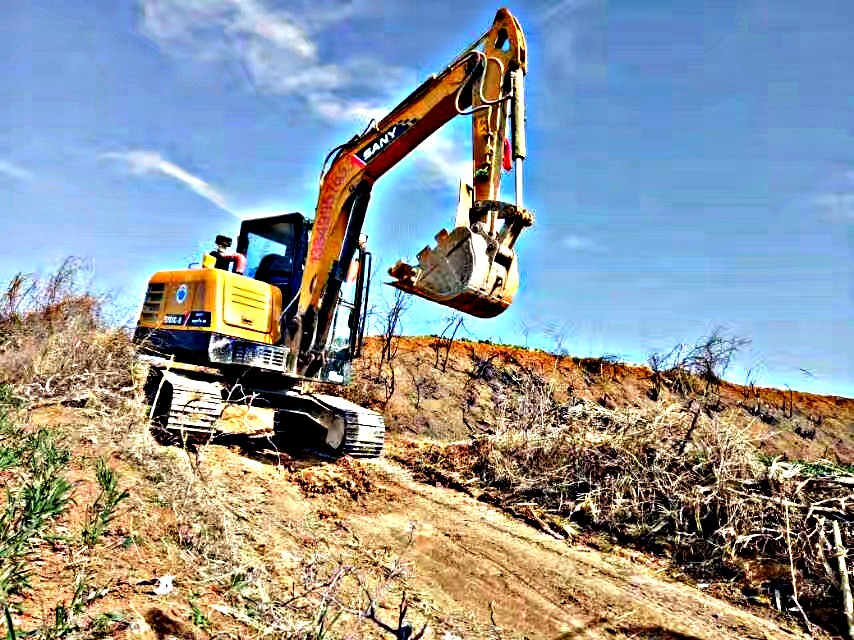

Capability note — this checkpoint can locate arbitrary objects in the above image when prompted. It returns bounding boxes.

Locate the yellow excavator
[134,7,534,458]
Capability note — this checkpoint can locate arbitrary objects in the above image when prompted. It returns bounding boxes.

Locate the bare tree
[647,350,672,401]
[647,327,750,400]
[518,318,535,349]
[783,384,794,419]
[599,353,622,381]
[742,366,758,399]
[542,320,570,356]
[407,364,437,411]
[644,328,751,453]
[382,363,396,409]
[373,288,412,407]
[432,313,466,372]
[682,326,751,392]
[379,289,411,370]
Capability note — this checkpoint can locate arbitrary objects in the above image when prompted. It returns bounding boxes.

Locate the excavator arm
[289,7,534,376]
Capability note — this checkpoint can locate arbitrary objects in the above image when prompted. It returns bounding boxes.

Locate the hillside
[0,399,817,640]
[346,336,854,466]
[1,271,852,639]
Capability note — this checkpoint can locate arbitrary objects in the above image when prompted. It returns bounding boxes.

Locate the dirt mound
[289,456,378,499]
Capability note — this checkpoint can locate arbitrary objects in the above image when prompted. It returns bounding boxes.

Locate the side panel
[137,269,282,345]
[222,277,277,335]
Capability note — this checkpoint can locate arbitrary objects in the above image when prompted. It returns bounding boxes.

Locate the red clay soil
[17,405,813,640]
[342,336,854,465]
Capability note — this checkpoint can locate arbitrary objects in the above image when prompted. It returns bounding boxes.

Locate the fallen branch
[833,520,854,639]
[785,503,813,632]
[726,488,850,517]
[514,503,566,541]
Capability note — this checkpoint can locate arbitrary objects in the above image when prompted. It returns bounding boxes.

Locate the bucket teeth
[388,185,531,318]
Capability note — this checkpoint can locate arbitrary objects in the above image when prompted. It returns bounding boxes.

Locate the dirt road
[197,439,807,640]
[359,459,806,639]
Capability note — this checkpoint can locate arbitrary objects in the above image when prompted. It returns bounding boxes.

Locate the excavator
[133,7,534,458]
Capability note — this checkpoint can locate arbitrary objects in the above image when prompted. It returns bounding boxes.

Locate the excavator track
[145,369,226,444]
[305,393,386,459]
[141,359,385,458]
[339,411,386,459]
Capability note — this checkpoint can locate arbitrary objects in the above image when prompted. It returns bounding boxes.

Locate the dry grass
[348,334,854,466]
[397,355,854,637]
[0,257,136,407]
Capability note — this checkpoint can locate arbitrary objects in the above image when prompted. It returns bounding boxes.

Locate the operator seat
[254,253,296,302]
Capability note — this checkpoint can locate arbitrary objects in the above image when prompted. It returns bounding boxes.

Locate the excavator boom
[290,7,534,374]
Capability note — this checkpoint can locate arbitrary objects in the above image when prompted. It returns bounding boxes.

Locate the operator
[203,235,246,275]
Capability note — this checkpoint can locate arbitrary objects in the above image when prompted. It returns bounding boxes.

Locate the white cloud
[0,159,34,182]
[538,0,599,23]
[537,0,607,126]
[307,94,389,124]
[816,193,854,222]
[102,150,229,210]
[815,168,854,223]
[137,0,472,193]
[138,0,399,114]
[140,0,316,59]
[414,130,474,190]
[562,234,604,252]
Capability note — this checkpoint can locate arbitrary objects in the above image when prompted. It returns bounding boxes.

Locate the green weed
[795,459,854,477]
[188,595,211,631]
[0,447,20,471]
[81,458,130,547]
[89,612,126,638]
[0,406,129,639]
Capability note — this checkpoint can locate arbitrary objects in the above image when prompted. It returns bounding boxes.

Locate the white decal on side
[362,125,401,161]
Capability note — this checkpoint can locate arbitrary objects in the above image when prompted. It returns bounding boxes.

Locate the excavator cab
[234,212,370,379]
[236,213,310,314]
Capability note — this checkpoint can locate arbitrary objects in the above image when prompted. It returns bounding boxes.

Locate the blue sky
[1,0,851,397]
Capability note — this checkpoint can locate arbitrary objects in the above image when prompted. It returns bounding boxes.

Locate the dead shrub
[647,327,750,400]
[0,257,136,407]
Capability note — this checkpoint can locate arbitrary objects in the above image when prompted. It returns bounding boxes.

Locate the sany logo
[352,122,411,166]
[310,120,412,263]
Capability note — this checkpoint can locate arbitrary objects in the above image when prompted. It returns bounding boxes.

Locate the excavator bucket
[387,184,529,319]
[387,227,519,318]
